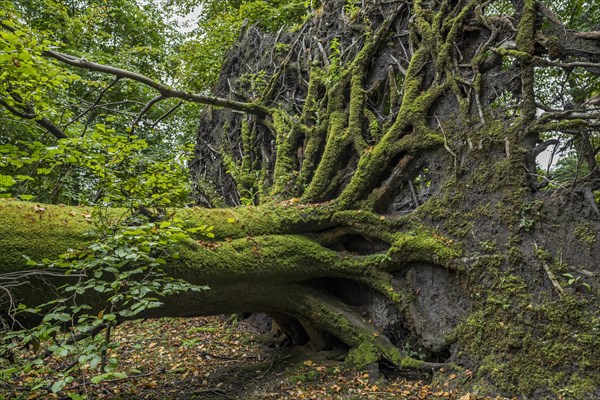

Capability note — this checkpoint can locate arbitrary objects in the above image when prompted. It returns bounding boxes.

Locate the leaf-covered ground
[5,316,512,399]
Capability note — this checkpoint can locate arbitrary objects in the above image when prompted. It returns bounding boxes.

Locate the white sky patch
[177,5,204,33]
[537,145,561,171]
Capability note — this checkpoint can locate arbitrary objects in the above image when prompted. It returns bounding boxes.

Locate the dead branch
[0,99,67,139]
[131,95,165,133]
[64,77,121,130]
[42,50,270,117]
[151,101,183,129]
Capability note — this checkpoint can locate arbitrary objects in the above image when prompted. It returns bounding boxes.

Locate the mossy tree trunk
[2,1,600,398]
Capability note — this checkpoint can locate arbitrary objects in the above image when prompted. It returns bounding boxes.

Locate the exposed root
[279,285,448,373]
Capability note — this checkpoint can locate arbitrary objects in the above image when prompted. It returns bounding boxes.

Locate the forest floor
[8,316,511,399]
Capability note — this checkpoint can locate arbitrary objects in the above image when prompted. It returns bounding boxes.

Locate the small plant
[574,223,595,246]
[239,70,268,99]
[561,273,591,292]
[402,341,427,360]
[240,188,259,206]
[0,215,209,395]
[343,0,361,21]
[518,216,535,232]
[518,200,543,232]
[480,241,496,253]
[327,38,343,84]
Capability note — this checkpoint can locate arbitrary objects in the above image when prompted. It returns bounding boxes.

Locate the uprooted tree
[1,0,599,398]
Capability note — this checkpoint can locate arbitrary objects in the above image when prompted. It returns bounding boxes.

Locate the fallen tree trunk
[0,199,457,368]
[1,187,599,397]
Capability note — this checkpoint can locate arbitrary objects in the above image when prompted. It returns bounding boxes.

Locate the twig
[198,350,236,360]
[436,116,458,175]
[130,95,165,134]
[408,180,420,207]
[62,371,159,392]
[64,77,121,130]
[0,98,67,139]
[100,323,113,372]
[534,243,565,299]
[151,101,183,129]
[193,388,235,399]
[257,360,275,378]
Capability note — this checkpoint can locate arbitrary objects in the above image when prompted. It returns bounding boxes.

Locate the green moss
[384,230,462,269]
[494,47,532,61]
[435,1,477,71]
[0,200,96,272]
[400,356,424,369]
[515,0,536,55]
[348,68,367,151]
[345,342,379,369]
[515,0,536,119]
[574,223,595,246]
[271,110,303,197]
[546,35,561,59]
[452,274,600,399]
[301,109,348,202]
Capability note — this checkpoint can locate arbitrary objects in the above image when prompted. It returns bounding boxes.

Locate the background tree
[1,0,599,398]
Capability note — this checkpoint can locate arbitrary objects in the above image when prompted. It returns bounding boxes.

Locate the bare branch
[532,139,560,157]
[131,95,165,133]
[151,101,183,129]
[43,50,270,117]
[535,57,600,70]
[0,99,67,139]
[574,31,600,40]
[64,77,121,130]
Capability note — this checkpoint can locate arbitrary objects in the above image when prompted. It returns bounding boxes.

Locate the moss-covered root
[280,284,447,373]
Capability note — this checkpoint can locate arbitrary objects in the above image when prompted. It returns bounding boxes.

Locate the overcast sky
[177,5,203,33]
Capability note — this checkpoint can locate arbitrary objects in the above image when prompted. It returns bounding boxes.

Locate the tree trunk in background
[3,1,600,398]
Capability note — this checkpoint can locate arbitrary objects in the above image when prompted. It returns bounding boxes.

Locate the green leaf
[89,355,102,369]
[90,371,127,384]
[93,284,106,293]
[0,174,16,188]
[51,379,67,393]
[118,309,134,317]
[103,313,117,322]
